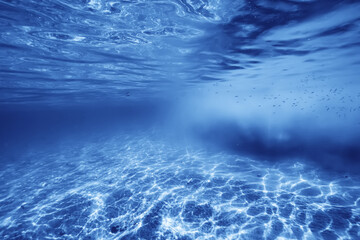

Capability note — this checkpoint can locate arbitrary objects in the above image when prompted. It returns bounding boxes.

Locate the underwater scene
[0,0,360,239]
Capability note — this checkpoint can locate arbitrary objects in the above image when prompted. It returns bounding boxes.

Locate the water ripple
[1,0,358,104]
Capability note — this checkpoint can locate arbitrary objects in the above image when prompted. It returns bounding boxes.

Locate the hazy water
[1,0,360,239]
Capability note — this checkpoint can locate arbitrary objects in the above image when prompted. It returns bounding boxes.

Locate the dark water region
[194,120,360,173]
[0,101,169,159]
[1,0,360,239]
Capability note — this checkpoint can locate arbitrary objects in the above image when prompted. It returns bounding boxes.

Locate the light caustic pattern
[0,134,359,240]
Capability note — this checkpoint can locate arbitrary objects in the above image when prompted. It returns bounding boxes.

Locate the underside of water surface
[1,0,360,239]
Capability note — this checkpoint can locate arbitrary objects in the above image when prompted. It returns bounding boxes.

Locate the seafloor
[0,133,359,240]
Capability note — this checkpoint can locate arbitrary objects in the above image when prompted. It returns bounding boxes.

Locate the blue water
[1,0,360,239]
